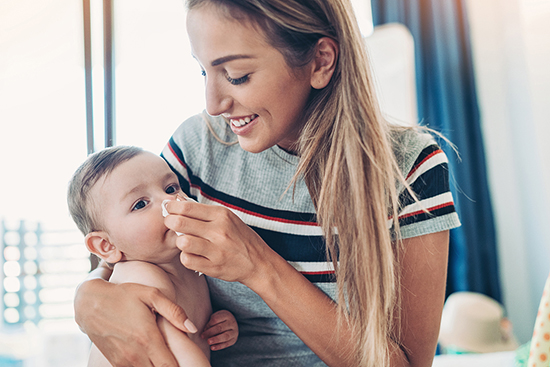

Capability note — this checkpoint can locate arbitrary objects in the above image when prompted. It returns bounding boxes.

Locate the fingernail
[184,319,198,333]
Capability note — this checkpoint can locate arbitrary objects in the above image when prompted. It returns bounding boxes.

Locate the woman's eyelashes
[200,69,249,85]
[226,74,249,85]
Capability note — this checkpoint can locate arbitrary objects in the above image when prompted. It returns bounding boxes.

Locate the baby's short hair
[67,146,144,235]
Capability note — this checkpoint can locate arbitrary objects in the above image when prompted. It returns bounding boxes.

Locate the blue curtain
[371,0,501,302]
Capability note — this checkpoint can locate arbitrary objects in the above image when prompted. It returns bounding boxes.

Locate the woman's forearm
[244,248,415,367]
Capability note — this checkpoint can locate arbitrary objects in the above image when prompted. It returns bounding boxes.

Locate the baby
[68,146,238,366]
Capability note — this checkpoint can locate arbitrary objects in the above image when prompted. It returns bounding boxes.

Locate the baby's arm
[87,261,210,367]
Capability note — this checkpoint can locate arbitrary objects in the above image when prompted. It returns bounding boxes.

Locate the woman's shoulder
[390,126,439,176]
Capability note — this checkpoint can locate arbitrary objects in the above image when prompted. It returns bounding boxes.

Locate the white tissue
[162,198,184,236]
[161,199,171,218]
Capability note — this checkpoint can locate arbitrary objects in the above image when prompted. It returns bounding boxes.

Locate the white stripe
[406,151,448,186]
[288,261,335,273]
[190,189,324,236]
[399,192,454,218]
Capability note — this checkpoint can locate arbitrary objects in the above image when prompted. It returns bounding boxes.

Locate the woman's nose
[205,77,232,116]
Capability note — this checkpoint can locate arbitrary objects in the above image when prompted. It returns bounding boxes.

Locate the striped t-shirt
[162,112,460,367]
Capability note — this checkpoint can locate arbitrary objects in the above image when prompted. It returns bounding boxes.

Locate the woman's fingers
[142,286,197,334]
[165,199,270,284]
[78,281,180,367]
[165,213,212,239]
[164,199,212,222]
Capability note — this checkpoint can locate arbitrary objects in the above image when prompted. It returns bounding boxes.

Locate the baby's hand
[201,310,239,351]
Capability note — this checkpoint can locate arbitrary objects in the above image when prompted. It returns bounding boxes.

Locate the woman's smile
[228,114,259,135]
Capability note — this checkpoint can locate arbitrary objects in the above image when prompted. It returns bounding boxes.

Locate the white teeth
[231,114,257,127]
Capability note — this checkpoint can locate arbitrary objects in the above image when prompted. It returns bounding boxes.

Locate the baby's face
[90,151,183,263]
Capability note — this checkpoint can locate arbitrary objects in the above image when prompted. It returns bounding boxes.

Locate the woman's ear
[85,231,122,264]
[310,37,339,90]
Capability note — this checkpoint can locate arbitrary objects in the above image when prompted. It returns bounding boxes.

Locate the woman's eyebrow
[211,54,252,66]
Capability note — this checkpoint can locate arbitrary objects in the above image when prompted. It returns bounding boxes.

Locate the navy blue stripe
[161,153,193,198]
[249,227,335,282]
[410,144,441,170]
[165,137,186,167]
[302,273,336,283]
[251,226,326,262]
[399,162,451,208]
[399,205,456,227]
[197,178,317,223]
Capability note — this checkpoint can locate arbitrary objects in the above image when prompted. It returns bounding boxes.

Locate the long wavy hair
[186,0,407,365]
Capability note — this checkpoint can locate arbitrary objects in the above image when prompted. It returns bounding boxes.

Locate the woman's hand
[163,200,274,287]
[201,310,239,351]
[74,278,195,366]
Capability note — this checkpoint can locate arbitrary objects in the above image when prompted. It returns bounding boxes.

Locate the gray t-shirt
[162,112,460,366]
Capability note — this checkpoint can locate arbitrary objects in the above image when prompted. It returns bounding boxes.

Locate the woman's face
[186,4,315,154]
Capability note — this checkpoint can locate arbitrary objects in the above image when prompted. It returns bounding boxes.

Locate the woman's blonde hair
[186,0,406,365]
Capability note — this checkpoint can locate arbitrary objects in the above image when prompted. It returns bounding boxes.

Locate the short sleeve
[396,144,461,239]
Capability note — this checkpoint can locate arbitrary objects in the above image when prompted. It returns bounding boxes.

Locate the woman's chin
[236,136,272,154]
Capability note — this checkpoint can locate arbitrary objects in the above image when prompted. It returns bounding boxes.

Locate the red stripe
[300,271,335,275]
[398,201,455,220]
[406,149,443,179]
[189,183,319,227]
[168,142,187,170]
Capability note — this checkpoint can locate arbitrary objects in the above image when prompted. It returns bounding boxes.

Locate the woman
[74,0,460,366]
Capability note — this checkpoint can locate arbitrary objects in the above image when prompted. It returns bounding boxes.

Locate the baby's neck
[152,255,195,281]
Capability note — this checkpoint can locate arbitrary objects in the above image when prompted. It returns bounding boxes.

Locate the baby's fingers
[201,318,227,339]
[206,330,238,351]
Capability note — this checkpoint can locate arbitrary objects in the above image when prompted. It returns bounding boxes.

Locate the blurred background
[0,0,548,365]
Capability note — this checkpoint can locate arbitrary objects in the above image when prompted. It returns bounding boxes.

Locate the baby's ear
[85,231,122,264]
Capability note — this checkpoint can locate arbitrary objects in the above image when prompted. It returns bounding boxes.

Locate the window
[114,0,205,153]
[0,1,204,365]
[0,0,93,365]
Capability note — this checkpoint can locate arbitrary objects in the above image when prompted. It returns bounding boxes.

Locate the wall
[465,0,550,343]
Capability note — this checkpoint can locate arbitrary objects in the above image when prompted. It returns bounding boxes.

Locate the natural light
[0,0,205,365]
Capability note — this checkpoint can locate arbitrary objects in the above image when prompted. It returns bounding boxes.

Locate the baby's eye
[132,200,148,211]
[226,74,249,86]
[165,184,180,194]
